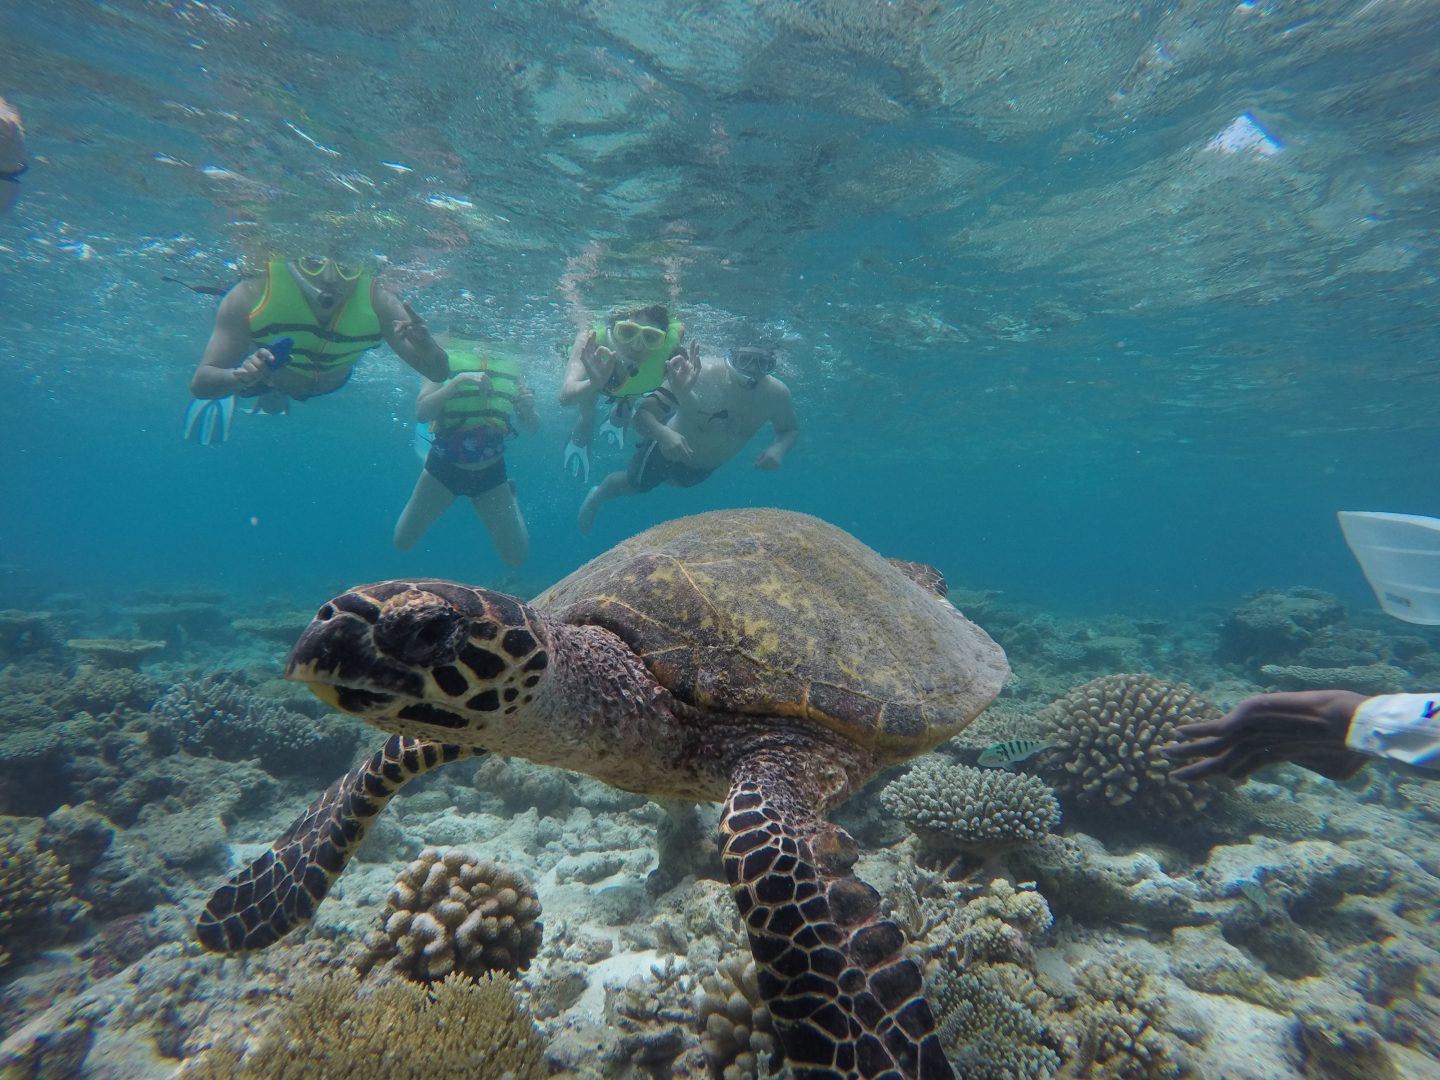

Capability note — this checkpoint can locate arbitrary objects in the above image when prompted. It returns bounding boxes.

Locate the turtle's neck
[496,619,737,801]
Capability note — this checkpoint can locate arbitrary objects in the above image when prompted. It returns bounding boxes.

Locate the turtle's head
[286,580,550,742]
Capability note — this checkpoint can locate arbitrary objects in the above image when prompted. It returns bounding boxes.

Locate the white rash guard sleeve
[1346,694,1440,770]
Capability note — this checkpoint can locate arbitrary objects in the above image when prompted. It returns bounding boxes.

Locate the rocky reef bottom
[1,583,1438,1078]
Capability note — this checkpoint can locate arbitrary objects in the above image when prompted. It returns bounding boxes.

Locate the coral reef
[0,610,65,659]
[1035,673,1229,819]
[152,674,359,777]
[925,880,1063,1079]
[935,963,1061,1079]
[1059,956,1188,1078]
[879,757,1060,859]
[0,820,87,971]
[355,848,542,983]
[694,955,781,1080]
[186,971,545,1079]
[1218,587,1347,667]
[1008,833,1206,930]
[64,638,166,671]
[1258,662,1409,696]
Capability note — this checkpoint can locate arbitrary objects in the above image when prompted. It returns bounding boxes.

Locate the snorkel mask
[296,256,362,282]
[611,319,667,351]
[726,347,776,389]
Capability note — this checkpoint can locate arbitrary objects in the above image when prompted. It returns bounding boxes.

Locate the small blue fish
[977,738,1058,769]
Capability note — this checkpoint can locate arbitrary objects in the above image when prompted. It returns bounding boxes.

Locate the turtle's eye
[374,602,464,667]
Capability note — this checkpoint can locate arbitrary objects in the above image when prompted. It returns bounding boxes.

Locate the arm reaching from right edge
[1164,689,1440,782]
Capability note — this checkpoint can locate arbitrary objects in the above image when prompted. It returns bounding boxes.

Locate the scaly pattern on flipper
[196,736,480,953]
[721,760,954,1080]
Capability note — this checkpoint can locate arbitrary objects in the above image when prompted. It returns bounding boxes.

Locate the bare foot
[577,485,603,535]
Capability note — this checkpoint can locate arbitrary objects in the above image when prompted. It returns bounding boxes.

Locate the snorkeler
[0,96,27,215]
[184,256,449,445]
[394,339,540,568]
[557,303,689,483]
[578,345,799,535]
[1164,689,1440,781]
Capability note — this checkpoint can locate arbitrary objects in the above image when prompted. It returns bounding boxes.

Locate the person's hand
[448,371,491,395]
[579,335,618,388]
[657,427,693,463]
[754,446,785,471]
[231,349,275,389]
[392,301,435,351]
[1162,690,1370,782]
[666,343,700,394]
[515,384,538,422]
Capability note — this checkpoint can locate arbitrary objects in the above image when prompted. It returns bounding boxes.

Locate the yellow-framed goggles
[611,320,666,350]
[296,256,362,281]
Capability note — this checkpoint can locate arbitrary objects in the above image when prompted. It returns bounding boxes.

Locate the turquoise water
[3,6,1440,1079]
[3,1,1437,614]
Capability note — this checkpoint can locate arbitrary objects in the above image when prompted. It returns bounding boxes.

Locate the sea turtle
[197,508,1008,1079]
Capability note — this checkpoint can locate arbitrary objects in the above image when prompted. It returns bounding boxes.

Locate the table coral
[879,757,1060,859]
[64,638,166,671]
[1035,673,1229,818]
[355,847,542,983]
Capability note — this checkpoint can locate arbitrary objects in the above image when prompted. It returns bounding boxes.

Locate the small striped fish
[977,738,1058,769]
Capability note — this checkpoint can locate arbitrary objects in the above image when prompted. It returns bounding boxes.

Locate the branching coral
[1059,956,1188,1079]
[187,971,545,1079]
[1036,673,1229,817]
[355,848,542,983]
[0,821,87,970]
[879,758,1060,859]
[152,674,357,776]
[933,963,1062,1080]
[924,881,1062,1078]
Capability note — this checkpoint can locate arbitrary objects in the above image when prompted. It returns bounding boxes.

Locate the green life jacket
[595,319,682,397]
[248,259,383,380]
[432,344,519,436]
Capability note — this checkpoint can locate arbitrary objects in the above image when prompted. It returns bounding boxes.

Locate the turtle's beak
[285,589,432,715]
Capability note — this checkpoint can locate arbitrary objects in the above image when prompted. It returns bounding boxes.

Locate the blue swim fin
[182,396,236,446]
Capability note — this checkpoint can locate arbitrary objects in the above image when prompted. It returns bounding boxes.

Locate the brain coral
[190,971,545,1079]
[1036,673,1228,815]
[879,758,1060,858]
[356,847,542,983]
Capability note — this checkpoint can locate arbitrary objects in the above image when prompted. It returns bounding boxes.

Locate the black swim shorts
[626,440,712,493]
[425,448,508,498]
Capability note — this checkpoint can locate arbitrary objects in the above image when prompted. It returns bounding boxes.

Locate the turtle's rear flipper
[721,753,954,1080]
[196,736,480,953]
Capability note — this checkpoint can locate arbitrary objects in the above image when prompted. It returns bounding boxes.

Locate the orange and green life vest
[247,259,383,380]
[431,344,520,436]
[595,319,682,397]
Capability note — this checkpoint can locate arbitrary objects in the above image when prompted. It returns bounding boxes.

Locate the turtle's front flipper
[196,736,480,953]
[721,757,953,1080]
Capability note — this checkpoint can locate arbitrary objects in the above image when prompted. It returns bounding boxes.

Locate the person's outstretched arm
[189,281,273,398]
[375,286,448,381]
[754,380,798,470]
[1165,689,1440,782]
